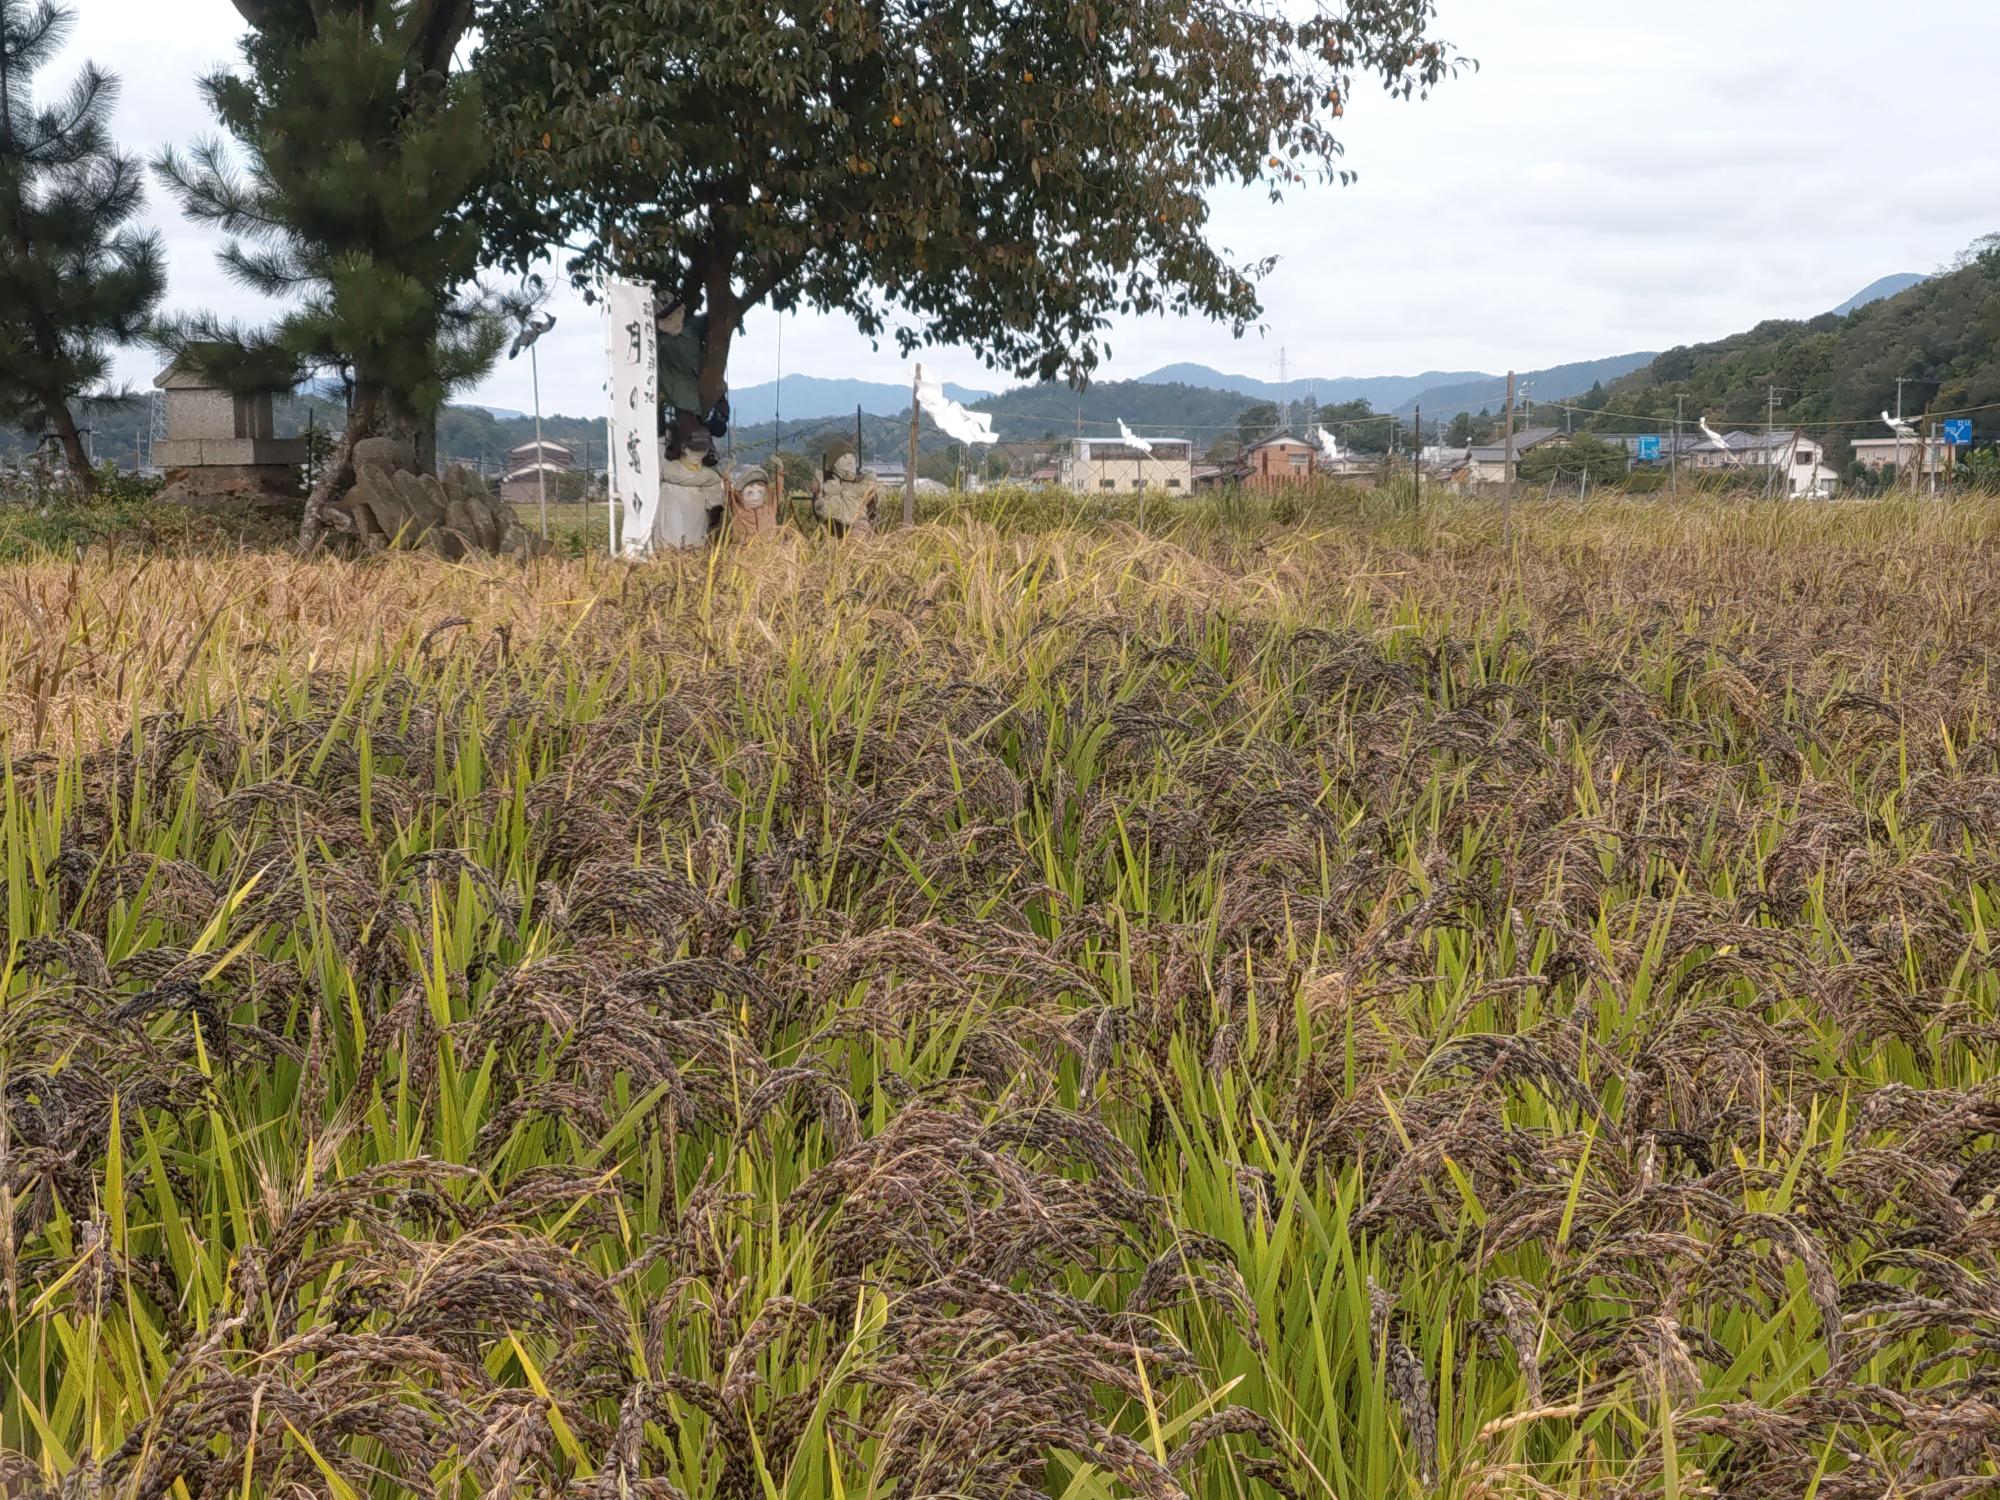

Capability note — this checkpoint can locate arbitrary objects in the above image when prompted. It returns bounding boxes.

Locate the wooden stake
[1502,370,1516,547]
[904,366,920,527]
[1412,406,1421,513]
[1672,394,1682,497]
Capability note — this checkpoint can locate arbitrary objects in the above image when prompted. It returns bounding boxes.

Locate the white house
[1464,427,1563,484]
[1060,436,1193,494]
[1691,431,1840,497]
[1850,437,1946,478]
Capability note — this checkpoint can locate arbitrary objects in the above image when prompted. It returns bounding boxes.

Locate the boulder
[443,469,503,551]
[352,435,418,476]
[345,469,405,541]
[328,456,548,559]
[441,497,491,555]
[426,519,469,560]
[392,469,449,530]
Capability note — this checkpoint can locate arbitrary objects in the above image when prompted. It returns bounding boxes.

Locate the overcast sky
[76,0,1999,415]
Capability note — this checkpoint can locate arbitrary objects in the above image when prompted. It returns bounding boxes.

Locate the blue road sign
[1943,418,1973,446]
[1636,435,1662,461]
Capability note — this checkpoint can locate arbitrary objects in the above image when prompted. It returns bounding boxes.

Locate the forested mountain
[1831,273,1926,316]
[1574,237,2000,462]
[1130,354,1659,417]
[1391,353,1658,418]
[1135,363,1488,413]
[725,374,994,428]
[968,378,1256,441]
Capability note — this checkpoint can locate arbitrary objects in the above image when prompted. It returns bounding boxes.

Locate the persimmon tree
[476,0,1460,444]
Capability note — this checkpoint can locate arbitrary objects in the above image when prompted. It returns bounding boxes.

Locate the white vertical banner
[606,278,660,558]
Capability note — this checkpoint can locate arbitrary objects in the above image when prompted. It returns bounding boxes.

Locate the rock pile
[330,438,548,558]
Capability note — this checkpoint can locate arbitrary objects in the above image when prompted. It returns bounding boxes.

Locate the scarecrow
[812,452,879,537]
[655,427,725,550]
[724,462,781,541]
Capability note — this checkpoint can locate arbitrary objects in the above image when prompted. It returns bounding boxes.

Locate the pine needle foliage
[153,0,503,535]
[0,0,163,491]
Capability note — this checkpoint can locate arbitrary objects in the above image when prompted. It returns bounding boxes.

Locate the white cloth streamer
[1117,419,1154,455]
[916,364,998,447]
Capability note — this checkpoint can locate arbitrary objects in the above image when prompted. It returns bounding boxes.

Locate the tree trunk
[378,392,438,474]
[697,307,734,414]
[298,400,368,551]
[296,384,438,550]
[49,401,95,494]
[666,309,738,456]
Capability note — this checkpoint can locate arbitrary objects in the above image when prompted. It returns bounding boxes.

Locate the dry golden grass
[6,492,1997,751]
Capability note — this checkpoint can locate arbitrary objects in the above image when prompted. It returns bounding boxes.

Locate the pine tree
[155,1,501,545]
[0,0,164,492]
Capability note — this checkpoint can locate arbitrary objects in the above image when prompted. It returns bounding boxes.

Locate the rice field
[3,492,1999,1499]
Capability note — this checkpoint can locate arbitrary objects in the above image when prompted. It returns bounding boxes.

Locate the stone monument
[151,356,308,509]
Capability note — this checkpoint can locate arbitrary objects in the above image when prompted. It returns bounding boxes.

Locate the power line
[977,391,2000,440]
[1525,393,2000,435]
[734,391,2000,446]
[944,404,1403,436]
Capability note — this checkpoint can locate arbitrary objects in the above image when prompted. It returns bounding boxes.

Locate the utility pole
[1073,390,1083,493]
[1412,406,1421,512]
[1137,437,1147,530]
[1278,346,1290,434]
[1672,394,1683,497]
[1892,379,1914,494]
[530,337,549,538]
[511,312,558,538]
[1502,370,1516,546]
[904,365,920,526]
[146,389,167,472]
[854,404,864,469]
[1764,386,1780,498]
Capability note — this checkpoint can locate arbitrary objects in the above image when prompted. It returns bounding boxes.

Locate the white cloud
[61,0,2000,416]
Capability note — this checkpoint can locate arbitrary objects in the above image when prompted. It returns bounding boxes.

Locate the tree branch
[407,0,474,74]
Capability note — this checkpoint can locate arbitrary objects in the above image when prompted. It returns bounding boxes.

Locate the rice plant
[3,493,1999,1498]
